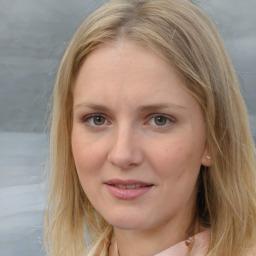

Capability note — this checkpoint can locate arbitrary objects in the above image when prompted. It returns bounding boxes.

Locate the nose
[107,126,144,170]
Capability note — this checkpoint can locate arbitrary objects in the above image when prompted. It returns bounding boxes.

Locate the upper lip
[104,179,154,186]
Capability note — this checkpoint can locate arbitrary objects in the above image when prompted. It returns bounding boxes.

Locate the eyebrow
[138,103,187,112]
[73,102,187,111]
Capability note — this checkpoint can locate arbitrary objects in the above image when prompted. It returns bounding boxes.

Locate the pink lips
[104,179,154,200]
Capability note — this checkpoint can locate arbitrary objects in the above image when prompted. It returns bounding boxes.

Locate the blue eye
[84,115,107,126]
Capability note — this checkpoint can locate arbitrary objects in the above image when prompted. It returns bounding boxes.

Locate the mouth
[105,179,154,188]
[108,184,152,189]
[104,179,154,200]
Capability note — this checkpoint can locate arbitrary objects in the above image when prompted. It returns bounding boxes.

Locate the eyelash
[81,113,175,128]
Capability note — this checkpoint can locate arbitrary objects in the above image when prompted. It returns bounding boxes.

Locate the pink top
[154,230,210,256]
[108,230,210,256]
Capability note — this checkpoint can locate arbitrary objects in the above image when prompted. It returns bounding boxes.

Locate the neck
[113,214,197,256]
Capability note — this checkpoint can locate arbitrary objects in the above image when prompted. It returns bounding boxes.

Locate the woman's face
[72,40,210,233]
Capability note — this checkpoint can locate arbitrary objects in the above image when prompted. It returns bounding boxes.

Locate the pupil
[94,116,105,125]
[155,116,166,126]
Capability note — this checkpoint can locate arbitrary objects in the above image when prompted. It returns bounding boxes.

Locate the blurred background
[0,0,255,255]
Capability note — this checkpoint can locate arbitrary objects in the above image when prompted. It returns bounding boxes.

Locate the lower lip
[105,184,153,200]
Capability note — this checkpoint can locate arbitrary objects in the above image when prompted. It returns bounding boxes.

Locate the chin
[112,222,146,231]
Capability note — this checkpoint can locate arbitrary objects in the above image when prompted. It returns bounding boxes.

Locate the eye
[83,114,108,126]
[154,116,168,126]
[147,115,174,127]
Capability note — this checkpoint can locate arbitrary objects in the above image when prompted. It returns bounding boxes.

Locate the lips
[104,179,154,200]
[113,184,149,189]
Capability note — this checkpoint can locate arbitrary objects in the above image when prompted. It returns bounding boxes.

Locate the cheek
[71,131,105,178]
[148,136,203,181]
[71,137,105,201]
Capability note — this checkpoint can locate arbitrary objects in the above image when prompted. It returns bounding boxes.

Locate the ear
[200,146,212,167]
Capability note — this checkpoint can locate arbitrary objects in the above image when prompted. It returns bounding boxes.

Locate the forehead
[73,40,199,112]
[77,39,178,82]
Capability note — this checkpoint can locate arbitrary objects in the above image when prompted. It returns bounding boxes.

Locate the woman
[44,0,256,255]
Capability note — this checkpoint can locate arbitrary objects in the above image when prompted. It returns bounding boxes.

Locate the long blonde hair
[45,0,256,255]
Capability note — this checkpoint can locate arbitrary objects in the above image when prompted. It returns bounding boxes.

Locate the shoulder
[190,230,210,256]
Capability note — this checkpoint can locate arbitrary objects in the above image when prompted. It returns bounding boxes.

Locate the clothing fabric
[154,230,210,256]
[109,230,210,256]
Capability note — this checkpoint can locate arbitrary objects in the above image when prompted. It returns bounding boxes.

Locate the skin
[71,39,211,256]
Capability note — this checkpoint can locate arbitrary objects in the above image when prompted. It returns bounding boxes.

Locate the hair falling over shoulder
[44,0,256,255]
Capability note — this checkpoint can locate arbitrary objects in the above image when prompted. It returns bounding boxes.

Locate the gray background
[0,1,255,256]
